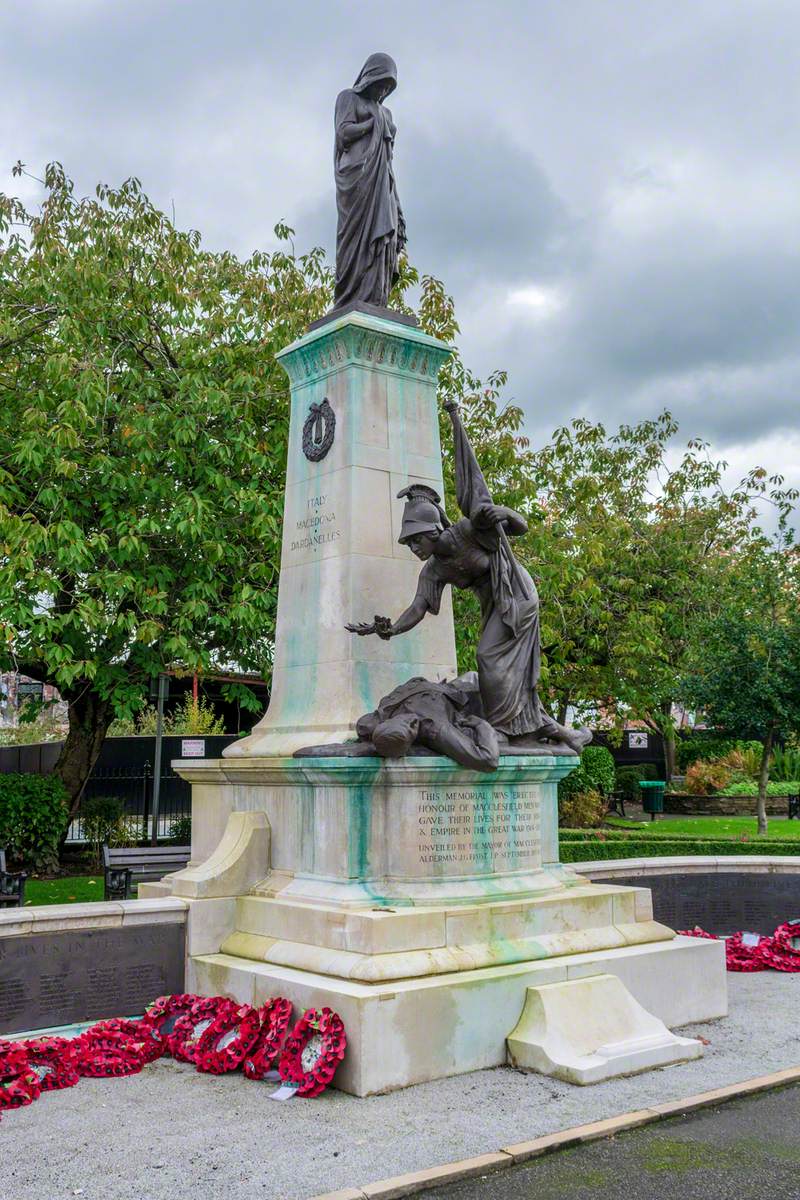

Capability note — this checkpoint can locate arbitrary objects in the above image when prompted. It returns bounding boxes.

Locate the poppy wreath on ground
[243,997,294,1081]
[76,1048,144,1078]
[725,931,770,972]
[81,1019,163,1065]
[761,921,800,973]
[75,1023,147,1078]
[141,993,200,1048]
[677,927,719,940]
[21,1037,80,1091]
[168,997,235,1064]
[195,1004,261,1075]
[0,1040,41,1111]
[278,1007,347,1097]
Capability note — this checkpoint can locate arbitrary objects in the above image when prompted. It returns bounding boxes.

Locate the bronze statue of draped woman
[334,53,406,309]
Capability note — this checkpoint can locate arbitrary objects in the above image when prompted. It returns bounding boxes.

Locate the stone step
[220,883,674,982]
[188,934,726,1095]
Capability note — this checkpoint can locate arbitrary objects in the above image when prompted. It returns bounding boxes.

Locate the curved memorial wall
[574,857,800,935]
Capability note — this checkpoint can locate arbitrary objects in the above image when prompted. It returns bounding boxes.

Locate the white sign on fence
[181,738,206,758]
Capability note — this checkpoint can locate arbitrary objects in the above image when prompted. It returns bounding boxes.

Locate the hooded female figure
[334,53,406,309]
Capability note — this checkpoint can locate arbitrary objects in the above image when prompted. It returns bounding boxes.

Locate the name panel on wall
[0,923,185,1035]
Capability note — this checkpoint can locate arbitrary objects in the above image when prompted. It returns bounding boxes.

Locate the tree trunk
[756,728,773,835]
[660,700,676,783]
[557,696,570,727]
[54,687,114,825]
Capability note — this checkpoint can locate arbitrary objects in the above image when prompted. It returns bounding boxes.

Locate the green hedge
[0,773,69,872]
[560,827,766,841]
[559,836,800,861]
[560,826,794,842]
[615,763,660,803]
[675,735,762,771]
[558,745,616,802]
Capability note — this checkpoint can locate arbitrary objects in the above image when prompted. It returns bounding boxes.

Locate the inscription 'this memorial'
[416,789,541,869]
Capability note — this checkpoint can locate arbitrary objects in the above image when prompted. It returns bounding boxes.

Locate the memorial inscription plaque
[387,785,542,879]
[0,924,185,1035]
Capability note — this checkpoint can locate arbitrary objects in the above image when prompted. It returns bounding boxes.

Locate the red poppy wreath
[195,1003,261,1074]
[168,997,235,1064]
[278,1007,347,1097]
[75,1023,148,1078]
[21,1037,81,1091]
[725,931,770,972]
[761,920,800,972]
[0,1040,41,1110]
[141,993,200,1048]
[87,1019,163,1064]
[677,926,718,941]
[243,997,293,1081]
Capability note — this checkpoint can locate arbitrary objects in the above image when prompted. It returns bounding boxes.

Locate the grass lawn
[23,875,104,905]
[605,816,800,840]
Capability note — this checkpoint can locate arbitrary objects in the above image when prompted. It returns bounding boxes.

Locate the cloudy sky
[3,0,799,511]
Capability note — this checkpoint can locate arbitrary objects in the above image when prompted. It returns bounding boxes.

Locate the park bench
[0,848,27,908]
[102,844,191,900]
[604,791,627,819]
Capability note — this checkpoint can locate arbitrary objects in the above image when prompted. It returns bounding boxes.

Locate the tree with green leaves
[517,415,797,779]
[0,164,330,820]
[683,534,800,832]
[399,272,798,782]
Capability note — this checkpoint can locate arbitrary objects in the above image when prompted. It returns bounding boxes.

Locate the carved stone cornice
[277,311,452,386]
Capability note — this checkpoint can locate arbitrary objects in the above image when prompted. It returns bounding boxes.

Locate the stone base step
[507,973,704,1084]
[220,882,674,982]
[189,934,727,1096]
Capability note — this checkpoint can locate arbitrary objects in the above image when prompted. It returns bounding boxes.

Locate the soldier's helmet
[397,484,450,545]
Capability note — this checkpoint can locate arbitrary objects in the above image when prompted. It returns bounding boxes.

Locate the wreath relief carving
[302,397,336,462]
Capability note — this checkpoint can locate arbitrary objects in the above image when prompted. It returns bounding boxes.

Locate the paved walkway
[425,1083,800,1199]
[3,973,800,1200]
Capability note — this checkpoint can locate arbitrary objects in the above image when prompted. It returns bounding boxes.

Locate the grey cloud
[1,0,799,490]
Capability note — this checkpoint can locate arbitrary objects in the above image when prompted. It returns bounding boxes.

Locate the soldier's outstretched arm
[345,595,429,640]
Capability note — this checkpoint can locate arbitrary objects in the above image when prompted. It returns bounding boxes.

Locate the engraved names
[417,788,541,871]
[289,493,342,555]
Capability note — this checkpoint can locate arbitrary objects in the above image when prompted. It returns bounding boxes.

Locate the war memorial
[137,53,727,1095]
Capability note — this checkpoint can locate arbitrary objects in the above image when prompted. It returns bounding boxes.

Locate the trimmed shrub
[0,774,69,872]
[559,745,616,803]
[80,794,124,868]
[559,835,800,862]
[169,814,192,844]
[558,789,605,829]
[676,735,762,772]
[615,763,659,804]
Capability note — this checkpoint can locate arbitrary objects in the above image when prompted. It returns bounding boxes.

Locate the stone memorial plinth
[226,310,456,757]
[141,309,727,1095]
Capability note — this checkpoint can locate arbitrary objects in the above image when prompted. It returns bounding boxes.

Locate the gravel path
[3,973,799,1200]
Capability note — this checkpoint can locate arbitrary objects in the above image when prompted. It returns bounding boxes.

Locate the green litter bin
[639,780,665,820]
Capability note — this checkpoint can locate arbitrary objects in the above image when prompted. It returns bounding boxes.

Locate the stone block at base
[507,973,703,1084]
[188,933,725,1096]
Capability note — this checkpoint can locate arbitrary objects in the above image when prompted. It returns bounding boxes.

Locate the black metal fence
[0,734,240,843]
[66,761,191,843]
